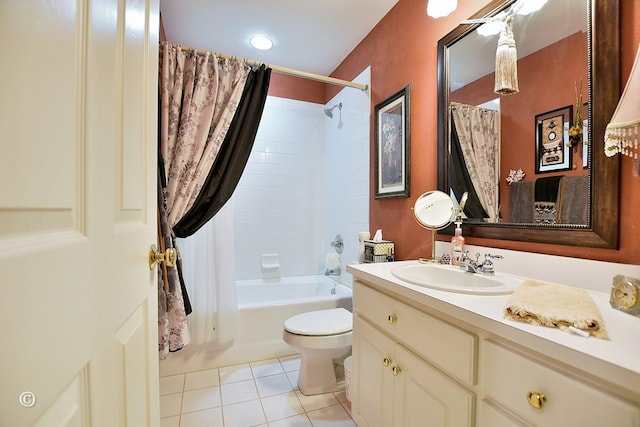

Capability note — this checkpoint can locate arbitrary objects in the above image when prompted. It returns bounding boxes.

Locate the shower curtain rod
[177,45,369,92]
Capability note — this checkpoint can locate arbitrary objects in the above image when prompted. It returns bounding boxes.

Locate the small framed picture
[374,85,411,199]
[535,106,572,173]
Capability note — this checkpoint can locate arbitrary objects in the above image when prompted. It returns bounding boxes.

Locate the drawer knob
[387,314,397,324]
[391,366,401,376]
[527,391,546,409]
[383,357,392,367]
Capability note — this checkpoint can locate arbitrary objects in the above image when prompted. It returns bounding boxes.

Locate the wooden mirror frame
[437,0,620,248]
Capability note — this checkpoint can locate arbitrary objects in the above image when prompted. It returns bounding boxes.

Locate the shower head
[324,102,342,118]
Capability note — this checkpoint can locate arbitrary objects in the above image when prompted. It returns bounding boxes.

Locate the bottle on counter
[450,221,465,266]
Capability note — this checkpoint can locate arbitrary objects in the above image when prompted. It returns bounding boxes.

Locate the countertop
[347,260,640,398]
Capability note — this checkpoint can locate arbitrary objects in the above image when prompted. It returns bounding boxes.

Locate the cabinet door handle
[391,366,401,376]
[527,391,546,409]
[387,314,397,324]
[382,357,392,367]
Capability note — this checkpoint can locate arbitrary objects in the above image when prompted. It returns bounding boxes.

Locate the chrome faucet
[325,267,341,276]
[460,251,503,275]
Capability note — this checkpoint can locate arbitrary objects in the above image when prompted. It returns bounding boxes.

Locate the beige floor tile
[181,386,222,414]
[219,363,253,384]
[221,378,259,405]
[306,404,357,427]
[279,355,302,372]
[221,399,266,426]
[185,368,220,391]
[260,391,304,422]
[179,407,224,427]
[255,373,295,398]
[268,414,313,427]
[159,392,182,418]
[251,358,284,378]
[294,390,339,413]
[159,374,185,395]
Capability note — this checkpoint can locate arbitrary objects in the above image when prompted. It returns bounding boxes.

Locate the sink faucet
[460,251,503,275]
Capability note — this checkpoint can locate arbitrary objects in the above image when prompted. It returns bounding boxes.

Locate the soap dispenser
[450,218,465,266]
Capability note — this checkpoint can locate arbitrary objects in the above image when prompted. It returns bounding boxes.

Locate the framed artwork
[374,85,410,199]
[535,106,572,173]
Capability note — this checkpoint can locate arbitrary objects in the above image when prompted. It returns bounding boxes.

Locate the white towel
[504,280,608,339]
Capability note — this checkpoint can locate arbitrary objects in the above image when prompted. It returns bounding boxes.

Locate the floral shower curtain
[450,102,500,222]
[157,41,270,359]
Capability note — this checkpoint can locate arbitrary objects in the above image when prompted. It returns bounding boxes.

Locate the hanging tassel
[494,15,519,95]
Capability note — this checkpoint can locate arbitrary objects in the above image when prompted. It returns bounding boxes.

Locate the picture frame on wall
[374,85,411,199]
[535,106,573,173]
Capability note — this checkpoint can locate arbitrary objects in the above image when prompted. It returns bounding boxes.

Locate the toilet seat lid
[284,308,352,336]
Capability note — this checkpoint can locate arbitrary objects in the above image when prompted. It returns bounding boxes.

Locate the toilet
[282,307,353,395]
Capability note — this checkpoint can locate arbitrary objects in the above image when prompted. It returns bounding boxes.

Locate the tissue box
[363,240,395,263]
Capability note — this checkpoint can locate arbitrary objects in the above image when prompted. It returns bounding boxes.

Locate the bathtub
[233,275,353,362]
[159,275,352,376]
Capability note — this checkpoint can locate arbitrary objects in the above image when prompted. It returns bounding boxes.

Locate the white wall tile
[232,68,370,281]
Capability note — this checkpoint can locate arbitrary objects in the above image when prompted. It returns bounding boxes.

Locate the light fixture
[512,0,548,16]
[427,0,458,18]
[249,35,273,50]
[605,44,640,172]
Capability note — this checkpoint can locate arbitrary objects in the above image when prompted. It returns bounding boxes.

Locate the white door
[0,0,160,425]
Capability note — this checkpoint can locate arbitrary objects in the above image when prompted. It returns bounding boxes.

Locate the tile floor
[159,354,356,427]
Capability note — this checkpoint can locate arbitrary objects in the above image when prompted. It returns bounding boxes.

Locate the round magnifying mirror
[414,190,456,229]
[413,190,456,263]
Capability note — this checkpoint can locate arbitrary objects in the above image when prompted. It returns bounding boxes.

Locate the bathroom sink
[391,263,522,295]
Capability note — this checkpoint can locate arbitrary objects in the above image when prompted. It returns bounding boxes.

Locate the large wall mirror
[437,0,620,248]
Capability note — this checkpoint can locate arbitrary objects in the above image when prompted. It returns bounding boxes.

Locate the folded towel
[534,175,563,202]
[558,175,589,225]
[504,280,608,339]
[508,180,533,223]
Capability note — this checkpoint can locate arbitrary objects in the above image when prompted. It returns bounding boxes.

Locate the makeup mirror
[413,190,456,263]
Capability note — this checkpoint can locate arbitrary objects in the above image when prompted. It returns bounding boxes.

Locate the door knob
[149,244,177,269]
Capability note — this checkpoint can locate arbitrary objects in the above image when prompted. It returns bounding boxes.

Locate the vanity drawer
[481,340,640,427]
[354,282,477,386]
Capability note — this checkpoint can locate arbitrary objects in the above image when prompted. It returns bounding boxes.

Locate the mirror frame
[437,0,620,248]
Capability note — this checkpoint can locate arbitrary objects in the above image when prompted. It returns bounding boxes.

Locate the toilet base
[297,349,351,396]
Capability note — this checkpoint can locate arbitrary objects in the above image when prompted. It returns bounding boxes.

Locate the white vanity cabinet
[478,340,640,427]
[350,271,640,427]
[351,282,475,427]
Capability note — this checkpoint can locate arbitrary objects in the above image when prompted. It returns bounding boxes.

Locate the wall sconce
[604,44,640,175]
[427,0,458,18]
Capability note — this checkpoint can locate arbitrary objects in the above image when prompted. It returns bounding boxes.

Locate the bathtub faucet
[325,267,341,276]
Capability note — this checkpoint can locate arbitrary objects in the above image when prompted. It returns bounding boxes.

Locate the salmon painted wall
[325,0,640,264]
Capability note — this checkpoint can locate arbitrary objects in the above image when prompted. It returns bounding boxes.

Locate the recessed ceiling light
[249,35,273,50]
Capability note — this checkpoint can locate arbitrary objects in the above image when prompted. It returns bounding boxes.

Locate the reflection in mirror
[437,0,621,248]
[449,0,589,225]
[413,190,456,263]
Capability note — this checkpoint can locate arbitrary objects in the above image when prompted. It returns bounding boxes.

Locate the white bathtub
[237,275,352,308]
[159,275,352,376]
[233,275,353,362]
